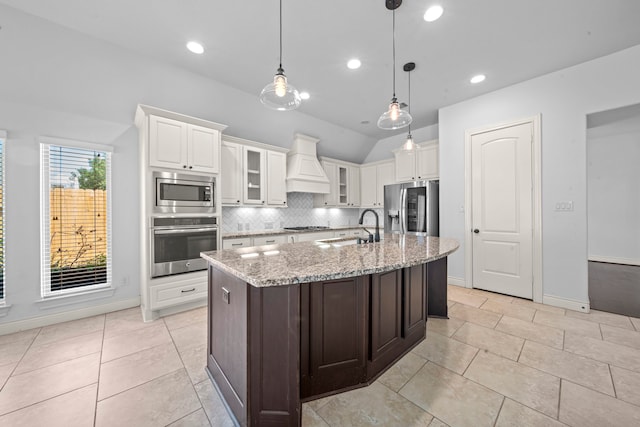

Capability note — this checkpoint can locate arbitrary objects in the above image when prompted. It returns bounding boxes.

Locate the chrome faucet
[358,209,380,243]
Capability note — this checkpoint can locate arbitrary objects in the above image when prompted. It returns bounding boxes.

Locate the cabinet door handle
[237,200,240,203]
[181,288,196,293]
[183,165,187,168]
[189,166,193,169]
[266,240,275,243]
[231,243,243,246]
[262,201,265,204]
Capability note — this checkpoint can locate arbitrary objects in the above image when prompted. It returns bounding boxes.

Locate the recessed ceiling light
[424,5,444,22]
[347,59,361,70]
[470,74,486,84]
[186,41,204,54]
[299,91,310,100]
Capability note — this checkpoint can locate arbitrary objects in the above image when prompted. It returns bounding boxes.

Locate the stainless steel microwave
[154,171,215,214]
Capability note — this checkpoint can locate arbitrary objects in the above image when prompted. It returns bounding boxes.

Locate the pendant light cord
[407,67,411,133]
[392,8,396,97]
[279,0,283,70]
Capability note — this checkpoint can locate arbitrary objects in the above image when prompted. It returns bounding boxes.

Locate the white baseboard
[588,255,640,266]
[0,297,141,336]
[447,276,467,287]
[543,294,590,313]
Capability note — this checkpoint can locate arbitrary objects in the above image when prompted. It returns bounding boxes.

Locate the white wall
[587,115,640,263]
[439,44,640,304]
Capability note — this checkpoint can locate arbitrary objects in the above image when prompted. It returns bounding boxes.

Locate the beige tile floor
[2,285,640,426]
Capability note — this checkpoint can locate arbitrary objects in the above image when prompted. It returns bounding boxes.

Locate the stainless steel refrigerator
[384,180,439,236]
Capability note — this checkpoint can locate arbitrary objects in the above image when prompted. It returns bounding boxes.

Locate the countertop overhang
[201,234,459,287]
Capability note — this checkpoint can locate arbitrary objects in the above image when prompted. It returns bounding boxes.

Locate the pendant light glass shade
[260,68,301,110]
[378,98,412,129]
[259,0,301,111]
[402,132,416,150]
[378,7,412,130]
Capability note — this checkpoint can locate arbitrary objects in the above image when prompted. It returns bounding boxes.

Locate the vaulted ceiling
[2,0,640,143]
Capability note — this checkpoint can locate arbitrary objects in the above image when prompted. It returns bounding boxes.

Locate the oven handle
[153,227,218,235]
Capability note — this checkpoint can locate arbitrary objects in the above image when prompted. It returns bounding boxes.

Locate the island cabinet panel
[207,266,248,425]
[368,270,404,377]
[300,277,368,399]
[405,264,428,338]
[427,257,448,318]
[207,266,301,427]
[248,284,300,426]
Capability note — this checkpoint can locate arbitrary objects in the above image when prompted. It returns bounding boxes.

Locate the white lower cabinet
[334,229,366,238]
[252,234,288,246]
[149,278,208,310]
[222,237,252,249]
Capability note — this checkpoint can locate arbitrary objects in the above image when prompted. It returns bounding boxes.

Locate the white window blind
[0,134,4,302]
[41,141,112,296]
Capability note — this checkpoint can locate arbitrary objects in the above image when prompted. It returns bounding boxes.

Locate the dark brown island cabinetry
[206,257,448,426]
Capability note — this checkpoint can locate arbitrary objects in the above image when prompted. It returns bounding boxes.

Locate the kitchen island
[201,234,459,426]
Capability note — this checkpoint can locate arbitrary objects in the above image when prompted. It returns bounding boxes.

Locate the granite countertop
[222,225,371,239]
[201,234,459,287]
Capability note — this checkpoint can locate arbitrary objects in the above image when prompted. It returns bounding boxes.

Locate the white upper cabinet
[266,150,287,206]
[243,146,266,205]
[221,140,243,205]
[394,140,439,182]
[416,143,439,180]
[148,114,221,174]
[314,159,360,208]
[360,160,394,208]
[347,165,360,207]
[394,149,417,182]
[187,125,220,173]
[222,135,288,207]
[313,161,338,207]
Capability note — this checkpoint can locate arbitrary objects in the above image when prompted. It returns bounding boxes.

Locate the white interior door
[471,122,533,299]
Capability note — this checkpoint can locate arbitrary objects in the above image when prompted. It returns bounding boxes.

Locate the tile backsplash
[221,193,382,234]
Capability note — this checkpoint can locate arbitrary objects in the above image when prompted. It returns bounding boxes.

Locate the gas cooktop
[283,226,330,231]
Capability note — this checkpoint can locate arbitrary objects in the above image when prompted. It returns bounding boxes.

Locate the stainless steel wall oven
[150,216,218,278]
[154,171,215,214]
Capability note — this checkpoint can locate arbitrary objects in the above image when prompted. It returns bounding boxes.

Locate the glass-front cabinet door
[338,166,348,206]
[243,146,265,205]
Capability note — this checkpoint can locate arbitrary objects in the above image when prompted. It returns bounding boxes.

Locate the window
[41,139,112,296]
[0,132,4,302]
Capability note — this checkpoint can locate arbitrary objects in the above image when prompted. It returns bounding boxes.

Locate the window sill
[36,286,116,311]
[0,303,12,317]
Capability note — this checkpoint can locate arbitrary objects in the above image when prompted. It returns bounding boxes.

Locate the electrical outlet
[555,201,574,211]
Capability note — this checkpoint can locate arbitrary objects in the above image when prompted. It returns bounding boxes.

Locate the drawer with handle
[252,235,287,246]
[222,237,252,249]
[150,280,207,309]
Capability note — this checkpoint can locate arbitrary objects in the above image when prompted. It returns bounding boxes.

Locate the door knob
[473,229,480,234]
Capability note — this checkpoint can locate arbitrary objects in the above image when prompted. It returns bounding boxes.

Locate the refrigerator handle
[400,187,407,234]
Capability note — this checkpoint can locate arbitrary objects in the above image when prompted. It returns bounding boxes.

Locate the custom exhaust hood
[286,134,330,193]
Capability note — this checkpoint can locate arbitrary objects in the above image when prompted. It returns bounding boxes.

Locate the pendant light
[402,62,416,150]
[259,0,301,111]
[377,1,412,130]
